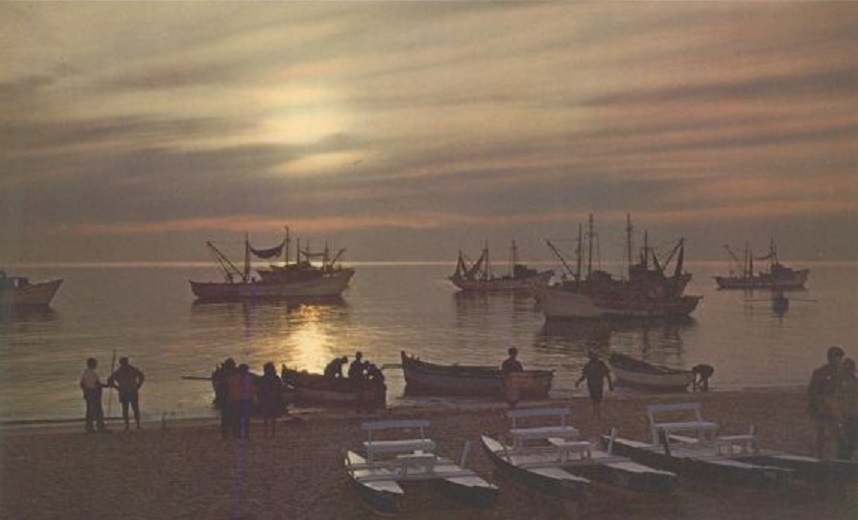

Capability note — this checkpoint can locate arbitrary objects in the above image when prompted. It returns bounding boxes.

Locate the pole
[106,348,117,419]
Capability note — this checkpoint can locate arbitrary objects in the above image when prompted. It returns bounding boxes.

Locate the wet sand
[1,388,856,519]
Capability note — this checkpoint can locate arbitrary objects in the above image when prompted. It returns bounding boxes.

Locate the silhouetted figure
[576,351,613,420]
[837,357,858,460]
[257,362,284,438]
[348,351,366,380]
[808,346,845,459]
[228,364,256,440]
[324,356,348,379]
[501,347,524,408]
[214,358,237,440]
[80,357,109,433]
[108,356,145,430]
[692,364,714,392]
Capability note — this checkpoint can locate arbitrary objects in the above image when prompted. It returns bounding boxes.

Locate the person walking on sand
[808,345,845,459]
[257,362,284,438]
[575,350,613,420]
[501,347,524,408]
[837,357,858,460]
[108,356,145,430]
[80,357,109,433]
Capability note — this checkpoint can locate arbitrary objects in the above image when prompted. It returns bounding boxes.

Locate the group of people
[324,351,385,385]
[807,345,858,460]
[79,356,145,433]
[212,359,285,440]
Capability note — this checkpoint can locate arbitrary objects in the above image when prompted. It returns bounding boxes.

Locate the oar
[379,363,402,371]
[181,375,213,381]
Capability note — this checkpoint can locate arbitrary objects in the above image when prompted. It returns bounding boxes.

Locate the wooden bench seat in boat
[506,407,580,450]
[361,419,436,461]
[647,403,718,445]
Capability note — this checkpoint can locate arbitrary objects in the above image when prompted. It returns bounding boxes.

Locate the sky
[2,1,857,265]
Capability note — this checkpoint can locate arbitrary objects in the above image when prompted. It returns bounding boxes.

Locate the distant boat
[608,353,694,392]
[189,228,354,301]
[449,240,553,292]
[714,239,809,290]
[0,271,62,307]
[401,351,553,400]
[535,214,701,319]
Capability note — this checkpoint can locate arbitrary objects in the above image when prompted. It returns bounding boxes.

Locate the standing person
[79,357,109,433]
[107,357,145,430]
[500,347,524,408]
[808,346,845,459]
[215,358,237,440]
[257,362,284,438]
[837,357,858,460]
[575,350,614,420]
[348,351,366,380]
[228,364,256,440]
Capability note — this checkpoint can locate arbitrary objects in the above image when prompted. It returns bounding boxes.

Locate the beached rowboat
[281,367,386,409]
[608,353,694,392]
[400,351,552,400]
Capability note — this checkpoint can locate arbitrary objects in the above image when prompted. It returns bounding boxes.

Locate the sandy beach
[1,388,856,520]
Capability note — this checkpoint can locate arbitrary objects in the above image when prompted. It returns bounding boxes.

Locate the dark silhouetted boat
[0,271,62,307]
[714,239,809,290]
[449,240,553,292]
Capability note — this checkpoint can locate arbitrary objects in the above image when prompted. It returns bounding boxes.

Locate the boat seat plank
[547,438,592,461]
[507,406,579,449]
[364,439,436,457]
[648,403,718,444]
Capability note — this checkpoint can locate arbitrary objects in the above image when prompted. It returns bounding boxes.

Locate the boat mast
[243,233,251,282]
[626,213,633,278]
[483,240,490,280]
[284,226,291,266]
[509,240,518,277]
[587,213,594,278]
[576,222,583,288]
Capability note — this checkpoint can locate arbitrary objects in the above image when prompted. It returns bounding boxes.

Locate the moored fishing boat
[189,228,354,301]
[537,214,701,319]
[608,353,694,392]
[480,407,675,503]
[0,271,62,307]
[449,240,553,292]
[714,239,809,290]
[400,351,553,400]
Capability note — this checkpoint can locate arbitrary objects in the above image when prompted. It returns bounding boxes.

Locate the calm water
[1,262,856,423]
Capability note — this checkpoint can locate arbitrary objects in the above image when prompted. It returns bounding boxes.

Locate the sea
[1,261,856,425]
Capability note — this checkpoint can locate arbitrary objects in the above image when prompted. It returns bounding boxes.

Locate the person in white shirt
[80,357,108,432]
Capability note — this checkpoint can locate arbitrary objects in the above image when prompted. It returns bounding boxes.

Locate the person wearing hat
[108,356,145,430]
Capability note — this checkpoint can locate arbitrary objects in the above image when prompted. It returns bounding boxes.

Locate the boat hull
[609,353,694,392]
[0,279,62,307]
[534,286,701,319]
[401,352,552,399]
[282,368,386,409]
[189,269,354,301]
[449,270,554,292]
[714,268,809,290]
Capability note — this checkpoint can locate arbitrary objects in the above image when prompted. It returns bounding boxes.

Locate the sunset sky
[2,1,856,264]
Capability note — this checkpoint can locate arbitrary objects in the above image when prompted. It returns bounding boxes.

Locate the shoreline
[2,387,857,519]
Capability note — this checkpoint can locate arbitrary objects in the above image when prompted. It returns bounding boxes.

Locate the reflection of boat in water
[0,271,62,307]
[535,215,701,319]
[608,353,694,392]
[189,228,354,301]
[714,239,809,290]
[401,351,553,400]
[449,241,553,292]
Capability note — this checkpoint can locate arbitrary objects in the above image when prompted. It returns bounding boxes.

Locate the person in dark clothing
[837,358,858,460]
[808,346,845,459]
[501,347,524,408]
[108,357,145,430]
[257,362,284,438]
[214,358,237,440]
[576,351,613,420]
[324,356,348,379]
[348,351,366,380]
[228,364,256,440]
[692,364,715,392]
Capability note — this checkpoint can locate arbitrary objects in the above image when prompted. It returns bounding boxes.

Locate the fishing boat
[400,351,553,400]
[449,240,553,292]
[280,366,386,409]
[608,353,694,392]
[344,419,498,515]
[189,228,354,301]
[480,407,675,503]
[0,271,62,307]
[605,402,858,486]
[714,239,809,290]
[535,214,702,319]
